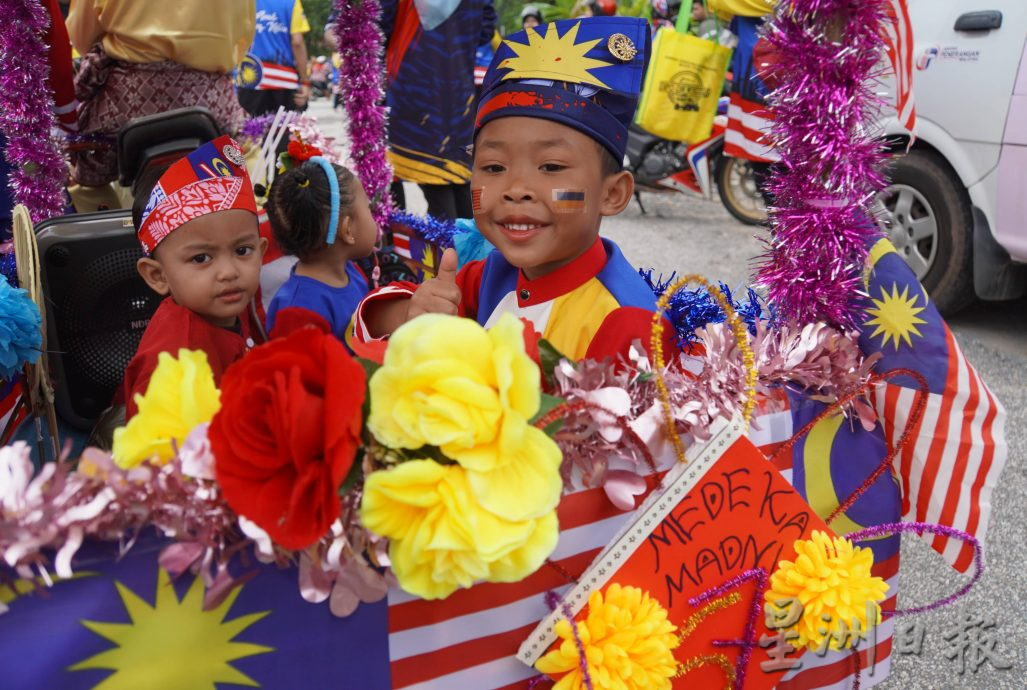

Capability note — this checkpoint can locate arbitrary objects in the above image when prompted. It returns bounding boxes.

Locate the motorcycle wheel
[716,156,768,226]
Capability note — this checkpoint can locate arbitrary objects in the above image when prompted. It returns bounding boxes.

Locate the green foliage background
[303,0,336,56]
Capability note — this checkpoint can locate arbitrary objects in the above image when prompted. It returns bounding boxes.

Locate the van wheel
[873,149,975,315]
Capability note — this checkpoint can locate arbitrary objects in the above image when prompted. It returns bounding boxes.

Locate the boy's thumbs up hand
[435,247,458,283]
[407,248,462,320]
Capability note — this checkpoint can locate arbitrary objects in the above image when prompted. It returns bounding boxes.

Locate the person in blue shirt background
[237,0,312,116]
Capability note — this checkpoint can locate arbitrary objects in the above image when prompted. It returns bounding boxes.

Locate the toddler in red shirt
[119,135,267,419]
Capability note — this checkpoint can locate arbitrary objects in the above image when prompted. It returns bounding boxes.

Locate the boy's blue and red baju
[355,237,675,362]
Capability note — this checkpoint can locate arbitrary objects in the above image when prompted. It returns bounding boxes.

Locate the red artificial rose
[210,327,365,550]
[287,139,323,163]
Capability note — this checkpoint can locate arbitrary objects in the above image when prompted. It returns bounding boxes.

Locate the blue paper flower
[0,278,42,379]
[453,218,496,268]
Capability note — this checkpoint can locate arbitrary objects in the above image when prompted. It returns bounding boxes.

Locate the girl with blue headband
[264,157,377,346]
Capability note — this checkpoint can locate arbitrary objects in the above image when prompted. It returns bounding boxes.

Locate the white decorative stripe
[389,584,570,662]
[728,102,774,134]
[724,127,779,162]
[748,410,793,448]
[400,654,539,690]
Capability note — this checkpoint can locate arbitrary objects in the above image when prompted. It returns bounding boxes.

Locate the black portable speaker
[35,210,163,429]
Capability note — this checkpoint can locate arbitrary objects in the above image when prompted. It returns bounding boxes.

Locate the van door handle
[954,11,1003,32]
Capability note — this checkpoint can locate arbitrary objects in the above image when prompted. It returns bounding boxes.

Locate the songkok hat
[475,17,651,162]
[138,135,257,254]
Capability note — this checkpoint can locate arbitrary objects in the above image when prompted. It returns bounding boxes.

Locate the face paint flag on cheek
[471,187,484,212]
[137,135,258,255]
[552,189,586,212]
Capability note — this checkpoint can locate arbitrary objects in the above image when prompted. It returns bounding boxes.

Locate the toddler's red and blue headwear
[137,135,258,254]
[475,17,651,163]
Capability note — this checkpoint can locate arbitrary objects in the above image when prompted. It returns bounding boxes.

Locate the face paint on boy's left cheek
[471,187,484,212]
[552,189,586,213]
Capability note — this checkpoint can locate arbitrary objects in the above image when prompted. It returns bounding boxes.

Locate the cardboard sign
[519,418,833,688]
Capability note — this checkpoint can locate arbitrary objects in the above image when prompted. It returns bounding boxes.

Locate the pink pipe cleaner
[333,0,393,234]
[0,0,67,224]
[755,1,891,328]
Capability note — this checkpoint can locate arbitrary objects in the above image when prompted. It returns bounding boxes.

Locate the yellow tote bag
[635,27,731,142]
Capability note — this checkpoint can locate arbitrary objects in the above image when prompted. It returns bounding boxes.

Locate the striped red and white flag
[725,92,779,163]
[257,62,301,91]
[882,0,918,136]
[383,396,899,689]
[861,239,1005,573]
[0,378,27,446]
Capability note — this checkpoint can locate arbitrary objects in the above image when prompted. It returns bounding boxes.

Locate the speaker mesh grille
[57,247,161,392]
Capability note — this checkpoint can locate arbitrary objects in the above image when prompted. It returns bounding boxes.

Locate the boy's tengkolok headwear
[475,17,651,162]
[137,135,258,254]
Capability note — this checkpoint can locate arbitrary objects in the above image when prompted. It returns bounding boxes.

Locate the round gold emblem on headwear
[607,33,638,62]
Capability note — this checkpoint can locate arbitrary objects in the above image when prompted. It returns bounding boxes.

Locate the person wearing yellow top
[707,0,773,18]
[236,0,312,117]
[66,0,256,188]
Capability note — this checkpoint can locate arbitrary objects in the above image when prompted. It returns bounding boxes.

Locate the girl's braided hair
[266,161,357,260]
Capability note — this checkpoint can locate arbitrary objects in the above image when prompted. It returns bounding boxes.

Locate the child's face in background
[139,209,266,327]
[343,180,379,258]
[471,117,632,280]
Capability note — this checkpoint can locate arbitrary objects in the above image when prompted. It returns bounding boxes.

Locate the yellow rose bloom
[368,313,541,470]
[463,416,563,522]
[361,459,559,600]
[112,349,221,469]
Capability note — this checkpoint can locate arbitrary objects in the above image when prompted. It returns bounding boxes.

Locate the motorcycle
[625,98,768,226]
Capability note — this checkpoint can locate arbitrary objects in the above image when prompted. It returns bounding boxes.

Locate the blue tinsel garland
[389,210,458,249]
[639,269,770,348]
[0,251,17,288]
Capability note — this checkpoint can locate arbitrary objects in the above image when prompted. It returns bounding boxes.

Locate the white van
[877,0,1027,314]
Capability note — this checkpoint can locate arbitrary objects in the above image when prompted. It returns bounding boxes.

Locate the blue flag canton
[858,239,950,394]
[484,17,651,98]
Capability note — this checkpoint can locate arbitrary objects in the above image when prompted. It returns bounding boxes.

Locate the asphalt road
[313,99,1025,688]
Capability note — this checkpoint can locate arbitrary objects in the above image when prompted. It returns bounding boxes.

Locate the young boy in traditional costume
[120,136,266,420]
[356,17,672,362]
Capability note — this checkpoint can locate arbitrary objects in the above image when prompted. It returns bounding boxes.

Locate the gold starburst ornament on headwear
[607,33,637,62]
[500,21,612,89]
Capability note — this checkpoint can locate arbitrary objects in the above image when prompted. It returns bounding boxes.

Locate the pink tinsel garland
[0,0,66,223]
[756,1,890,327]
[333,0,393,233]
[551,321,876,494]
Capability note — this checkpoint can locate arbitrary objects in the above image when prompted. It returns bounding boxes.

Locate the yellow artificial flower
[112,349,221,469]
[536,583,679,690]
[368,313,541,469]
[765,531,889,651]
[463,416,563,522]
[361,459,559,600]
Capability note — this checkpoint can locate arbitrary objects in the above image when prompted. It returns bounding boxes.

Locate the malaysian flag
[725,16,780,163]
[860,238,1006,572]
[725,92,778,163]
[383,390,902,689]
[0,377,27,446]
[882,0,917,136]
